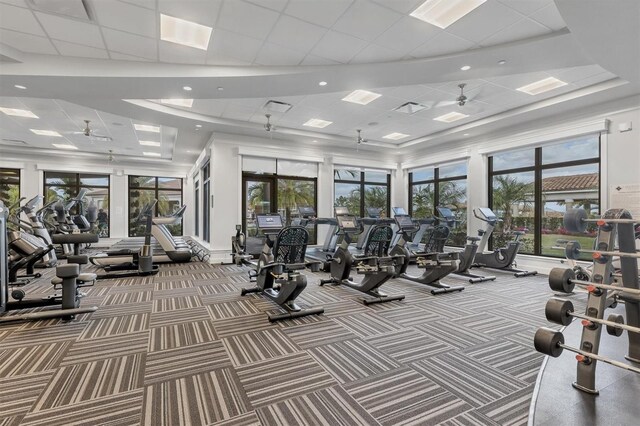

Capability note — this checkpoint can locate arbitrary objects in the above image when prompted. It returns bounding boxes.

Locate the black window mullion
[534,148,543,255]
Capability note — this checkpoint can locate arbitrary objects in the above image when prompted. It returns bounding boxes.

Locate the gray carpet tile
[0,260,590,426]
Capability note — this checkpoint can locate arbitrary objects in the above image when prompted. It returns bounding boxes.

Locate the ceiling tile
[530,3,567,30]
[374,16,441,56]
[370,0,424,14]
[221,103,258,121]
[159,41,207,64]
[207,29,263,64]
[310,30,368,63]
[102,28,157,60]
[479,17,550,46]
[350,43,403,64]
[158,0,222,27]
[0,0,29,7]
[205,55,252,66]
[497,0,552,16]
[254,41,306,66]
[549,65,608,83]
[284,0,353,28]
[109,51,153,62]
[446,0,521,43]
[52,39,109,59]
[267,15,327,53]
[244,0,289,12]
[300,54,341,65]
[93,0,156,38]
[0,3,45,36]
[332,0,402,41]
[410,31,475,58]
[0,28,57,54]
[217,0,280,40]
[487,71,551,90]
[35,11,105,48]
[118,0,156,10]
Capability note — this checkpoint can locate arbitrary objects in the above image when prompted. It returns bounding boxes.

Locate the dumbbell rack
[536,208,640,394]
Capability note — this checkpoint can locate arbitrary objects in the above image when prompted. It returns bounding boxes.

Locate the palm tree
[364,186,388,216]
[277,179,314,225]
[412,184,434,219]
[492,175,534,232]
[247,182,268,214]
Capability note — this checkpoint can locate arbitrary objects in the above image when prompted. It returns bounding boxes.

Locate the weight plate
[534,327,565,357]
[549,267,576,293]
[564,208,588,233]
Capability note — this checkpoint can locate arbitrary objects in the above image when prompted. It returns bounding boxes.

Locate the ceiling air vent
[29,0,93,21]
[263,100,293,113]
[394,102,429,114]
[0,139,28,146]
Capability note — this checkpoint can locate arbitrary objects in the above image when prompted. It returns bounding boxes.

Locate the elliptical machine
[241,214,324,322]
[436,207,496,284]
[389,214,464,295]
[230,224,253,266]
[320,214,405,305]
[471,207,537,277]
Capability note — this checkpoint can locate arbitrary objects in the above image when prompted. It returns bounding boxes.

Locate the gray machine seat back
[422,225,450,253]
[86,202,98,222]
[364,225,393,257]
[53,200,67,222]
[8,231,45,256]
[273,226,309,265]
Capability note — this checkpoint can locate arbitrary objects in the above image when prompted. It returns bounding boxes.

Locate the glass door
[243,175,276,254]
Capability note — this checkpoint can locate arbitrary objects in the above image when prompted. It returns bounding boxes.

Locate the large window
[334,168,390,217]
[128,176,183,237]
[44,171,110,237]
[489,135,600,259]
[0,168,20,211]
[409,162,468,246]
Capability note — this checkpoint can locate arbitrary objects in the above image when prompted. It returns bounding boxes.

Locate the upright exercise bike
[471,207,537,277]
[241,214,324,322]
[320,214,405,304]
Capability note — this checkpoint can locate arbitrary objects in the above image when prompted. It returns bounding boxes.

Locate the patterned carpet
[0,261,588,426]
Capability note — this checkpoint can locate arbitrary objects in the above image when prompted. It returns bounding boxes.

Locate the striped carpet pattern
[0,260,588,425]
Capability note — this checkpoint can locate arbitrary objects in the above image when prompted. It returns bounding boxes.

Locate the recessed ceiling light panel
[14,85,26,90]
[303,118,333,128]
[263,100,293,113]
[139,141,161,146]
[342,90,382,105]
[30,129,62,137]
[460,65,471,71]
[52,143,78,150]
[516,77,568,95]
[134,124,160,133]
[143,152,162,157]
[383,132,410,140]
[160,14,213,50]
[433,111,469,122]
[160,98,194,108]
[410,0,486,29]
[394,102,428,114]
[0,107,39,118]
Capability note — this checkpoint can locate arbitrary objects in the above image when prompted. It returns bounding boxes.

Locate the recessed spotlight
[217,87,224,91]
[0,107,39,118]
[52,143,78,150]
[433,111,469,123]
[195,124,202,128]
[134,124,160,133]
[410,0,486,29]
[342,90,382,105]
[14,85,27,90]
[160,98,194,108]
[319,81,327,86]
[183,86,192,91]
[303,118,333,128]
[139,141,161,146]
[498,59,506,65]
[30,129,62,137]
[460,65,471,71]
[312,140,318,143]
[143,152,162,157]
[160,14,213,50]
[517,77,568,95]
[383,132,410,140]
[463,133,470,136]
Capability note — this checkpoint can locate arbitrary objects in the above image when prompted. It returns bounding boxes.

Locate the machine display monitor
[392,207,407,216]
[437,206,454,219]
[335,206,350,216]
[337,215,359,231]
[256,214,283,229]
[478,207,496,220]
[297,206,316,217]
[366,207,381,218]
[395,215,414,228]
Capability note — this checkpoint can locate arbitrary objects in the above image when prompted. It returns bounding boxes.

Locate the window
[0,168,20,210]
[194,179,200,238]
[44,171,110,237]
[129,175,183,237]
[409,162,468,246]
[334,168,390,217]
[488,135,600,258]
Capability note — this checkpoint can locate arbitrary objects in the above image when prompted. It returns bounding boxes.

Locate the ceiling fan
[264,114,276,132]
[434,83,484,113]
[72,120,112,141]
[356,129,368,151]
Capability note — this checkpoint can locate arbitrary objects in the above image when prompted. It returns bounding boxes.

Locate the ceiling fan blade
[433,100,457,108]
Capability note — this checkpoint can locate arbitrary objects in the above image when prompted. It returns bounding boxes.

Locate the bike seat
[107,249,135,256]
[466,236,481,242]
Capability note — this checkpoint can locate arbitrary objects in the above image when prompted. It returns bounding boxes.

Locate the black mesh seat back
[422,225,450,253]
[273,226,309,264]
[364,225,393,257]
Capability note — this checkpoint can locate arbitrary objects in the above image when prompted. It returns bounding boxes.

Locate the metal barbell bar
[534,327,640,374]
[548,267,640,296]
[564,241,640,260]
[563,208,637,233]
[545,298,640,336]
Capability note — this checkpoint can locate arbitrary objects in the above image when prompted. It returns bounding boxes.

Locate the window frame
[128,175,183,237]
[333,169,391,217]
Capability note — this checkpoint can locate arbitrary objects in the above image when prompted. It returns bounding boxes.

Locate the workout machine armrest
[52,233,99,244]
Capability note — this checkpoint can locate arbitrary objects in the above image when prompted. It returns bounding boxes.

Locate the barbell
[534,327,640,374]
[563,208,637,234]
[564,241,640,261]
[545,298,639,336]
[548,267,640,296]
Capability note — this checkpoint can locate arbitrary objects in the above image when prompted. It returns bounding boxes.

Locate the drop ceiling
[0,0,638,162]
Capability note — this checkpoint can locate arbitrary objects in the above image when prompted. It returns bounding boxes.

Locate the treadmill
[356,207,395,251]
[303,206,348,268]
